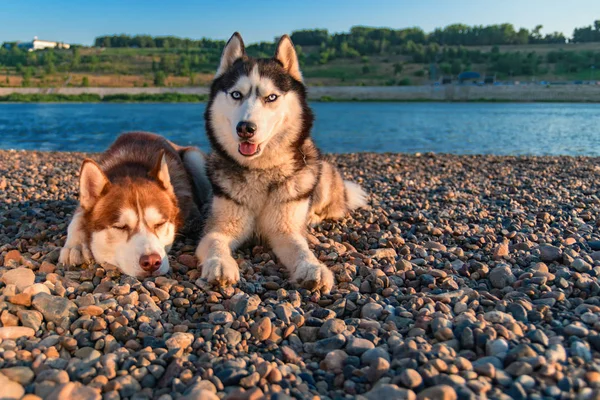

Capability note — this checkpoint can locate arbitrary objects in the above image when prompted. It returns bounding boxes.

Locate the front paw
[59,244,93,266]
[201,256,240,286]
[291,261,334,294]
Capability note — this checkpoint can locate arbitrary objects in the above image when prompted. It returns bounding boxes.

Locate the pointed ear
[151,151,174,194]
[216,32,246,78]
[79,159,110,210]
[275,35,302,82]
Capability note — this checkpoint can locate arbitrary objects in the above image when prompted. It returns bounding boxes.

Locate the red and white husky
[59,132,209,277]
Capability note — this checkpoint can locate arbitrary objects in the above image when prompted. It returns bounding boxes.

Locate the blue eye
[266,94,278,102]
[231,91,242,100]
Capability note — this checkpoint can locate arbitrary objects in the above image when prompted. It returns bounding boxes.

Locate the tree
[362,65,370,74]
[43,50,56,74]
[90,55,99,72]
[451,60,462,75]
[154,71,166,86]
[393,63,403,75]
[81,76,89,87]
[440,62,451,74]
[71,48,81,69]
[290,29,329,46]
[21,67,32,87]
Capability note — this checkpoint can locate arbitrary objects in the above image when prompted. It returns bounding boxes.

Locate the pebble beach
[1,149,600,400]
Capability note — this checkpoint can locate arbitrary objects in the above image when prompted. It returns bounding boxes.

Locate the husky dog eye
[266,94,279,103]
[230,91,242,100]
[112,225,129,231]
[154,221,167,230]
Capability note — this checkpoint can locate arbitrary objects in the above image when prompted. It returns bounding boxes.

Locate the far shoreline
[1,84,600,103]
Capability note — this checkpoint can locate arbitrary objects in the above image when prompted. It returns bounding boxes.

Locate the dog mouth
[238,141,261,157]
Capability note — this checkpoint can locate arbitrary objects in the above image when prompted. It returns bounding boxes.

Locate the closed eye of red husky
[59,132,210,278]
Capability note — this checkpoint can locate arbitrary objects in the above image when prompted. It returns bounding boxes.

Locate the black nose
[236,121,257,138]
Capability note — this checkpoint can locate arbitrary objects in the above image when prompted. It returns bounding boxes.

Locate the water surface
[0,102,599,155]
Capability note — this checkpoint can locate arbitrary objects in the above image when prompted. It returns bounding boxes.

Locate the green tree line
[2,20,600,87]
[92,20,600,51]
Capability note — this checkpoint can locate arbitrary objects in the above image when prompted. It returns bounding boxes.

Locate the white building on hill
[17,37,70,51]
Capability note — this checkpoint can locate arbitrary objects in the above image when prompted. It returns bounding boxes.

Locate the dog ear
[79,159,110,210]
[275,35,302,82]
[216,32,246,78]
[151,150,174,194]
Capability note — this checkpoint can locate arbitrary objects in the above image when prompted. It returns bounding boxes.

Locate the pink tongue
[239,142,258,155]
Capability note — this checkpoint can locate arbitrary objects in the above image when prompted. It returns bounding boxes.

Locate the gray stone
[361,303,383,319]
[32,293,78,323]
[539,245,561,262]
[364,384,416,400]
[489,264,516,289]
[572,258,592,272]
[319,318,346,338]
[346,336,375,355]
[208,311,233,325]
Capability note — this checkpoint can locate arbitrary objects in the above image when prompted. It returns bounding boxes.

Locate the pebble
[0,367,34,385]
[46,382,100,400]
[0,326,35,339]
[364,384,416,400]
[346,336,375,355]
[539,245,561,262]
[23,283,51,296]
[1,267,35,291]
[361,303,383,319]
[208,311,234,325]
[1,151,600,399]
[571,258,592,272]
[397,369,423,388]
[489,264,516,288]
[31,293,78,323]
[322,349,347,370]
[416,384,457,400]
[0,373,25,400]
[251,317,272,341]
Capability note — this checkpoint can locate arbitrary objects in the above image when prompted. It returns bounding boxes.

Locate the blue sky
[1,0,600,45]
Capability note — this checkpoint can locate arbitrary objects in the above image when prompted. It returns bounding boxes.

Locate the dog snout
[236,121,257,139]
[139,253,162,272]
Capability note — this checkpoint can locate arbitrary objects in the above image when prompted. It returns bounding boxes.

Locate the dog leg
[59,207,93,266]
[261,200,334,293]
[196,197,254,286]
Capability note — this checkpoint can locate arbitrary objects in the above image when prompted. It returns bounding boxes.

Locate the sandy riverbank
[0,150,599,399]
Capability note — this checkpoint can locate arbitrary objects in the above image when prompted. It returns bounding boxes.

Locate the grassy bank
[1,90,600,103]
[0,92,208,103]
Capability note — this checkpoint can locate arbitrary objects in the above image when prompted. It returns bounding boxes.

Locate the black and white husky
[196,33,367,293]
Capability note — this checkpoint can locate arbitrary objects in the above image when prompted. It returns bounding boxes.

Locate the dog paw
[291,261,334,294]
[59,244,93,266]
[307,212,324,226]
[201,256,240,286]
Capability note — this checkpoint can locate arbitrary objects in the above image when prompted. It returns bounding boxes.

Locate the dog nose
[139,253,162,272]
[236,121,257,138]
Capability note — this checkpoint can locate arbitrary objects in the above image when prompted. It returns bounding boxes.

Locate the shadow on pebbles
[1,149,600,400]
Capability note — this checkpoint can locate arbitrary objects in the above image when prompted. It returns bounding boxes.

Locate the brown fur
[81,132,197,239]
[85,178,178,238]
